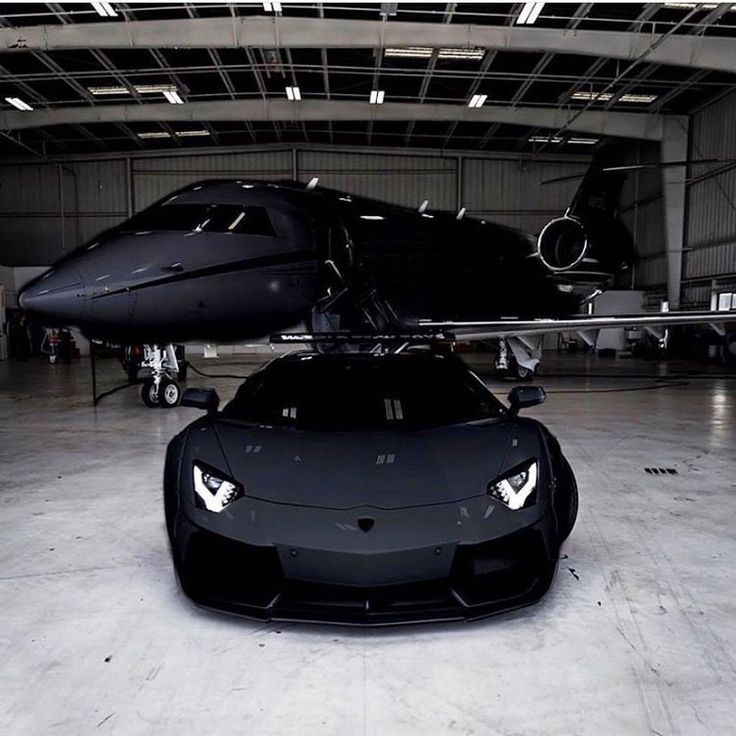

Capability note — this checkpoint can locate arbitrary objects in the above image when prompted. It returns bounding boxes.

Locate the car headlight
[193,463,243,513]
[487,460,538,510]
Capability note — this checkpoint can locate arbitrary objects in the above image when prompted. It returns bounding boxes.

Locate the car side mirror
[508,386,546,416]
[181,387,220,415]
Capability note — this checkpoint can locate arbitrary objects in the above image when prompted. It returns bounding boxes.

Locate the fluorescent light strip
[369,89,385,105]
[163,89,184,104]
[134,84,177,94]
[568,138,599,145]
[175,130,210,137]
[529,135,562,144]
[386,47,485,59]
[263,1,282,11]
[468,94,487,108]
[88,85,129,95]
[138,132,171,139]
[285,86,301,101]
[571,91,613,101]
[437,48,485,60]
[517,2,544,25]
[5,97,33,111]
[385,47,433,58]
[619,93,658,103]
[91,1,118,17]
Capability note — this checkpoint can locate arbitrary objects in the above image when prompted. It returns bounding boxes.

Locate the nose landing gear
[140,344,184,408]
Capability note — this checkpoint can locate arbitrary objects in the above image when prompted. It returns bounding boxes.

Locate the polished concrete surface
[1,352,734,735]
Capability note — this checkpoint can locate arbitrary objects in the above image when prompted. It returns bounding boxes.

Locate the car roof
[273,350,457,366]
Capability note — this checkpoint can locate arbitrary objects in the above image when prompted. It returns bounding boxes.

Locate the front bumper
[171,512,559,626]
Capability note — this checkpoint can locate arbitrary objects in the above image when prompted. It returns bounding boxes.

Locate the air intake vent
[644,467,678,475]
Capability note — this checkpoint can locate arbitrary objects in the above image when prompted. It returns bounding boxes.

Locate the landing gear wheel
[515,364,534,382]
[158,378,181,408]
[141,379,159,408]
[49,355,57,364]
[495,361,536,382]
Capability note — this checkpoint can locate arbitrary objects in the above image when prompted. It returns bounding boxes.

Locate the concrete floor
[0,352,734,736]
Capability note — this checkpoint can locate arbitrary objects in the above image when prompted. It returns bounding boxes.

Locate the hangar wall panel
[683,90,736,306]
[0,159,128,265]
[461,158,582,233]
[298,151,457,210]
[132,150,293,209]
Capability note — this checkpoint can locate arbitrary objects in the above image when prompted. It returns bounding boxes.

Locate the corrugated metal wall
[0,147,587,267]
[462,158,582,232]
[617,142,667,299]
[132,150,293,210]
[0,159,129,264]
[683,91,736,307]
[299,150,458,209]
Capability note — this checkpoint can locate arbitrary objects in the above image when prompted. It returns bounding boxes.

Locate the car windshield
[221,354,504,431]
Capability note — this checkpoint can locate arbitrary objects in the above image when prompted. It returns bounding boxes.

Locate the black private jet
[19,151,736,406]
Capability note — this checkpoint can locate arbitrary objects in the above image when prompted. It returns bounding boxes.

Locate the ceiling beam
[1,17,734,73]
[0,99,672,141]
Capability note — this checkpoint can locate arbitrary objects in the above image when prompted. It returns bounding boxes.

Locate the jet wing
[418,311,736,342]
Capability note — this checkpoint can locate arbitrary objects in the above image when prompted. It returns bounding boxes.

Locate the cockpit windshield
[121,203,275,236]
[222,354,504,431]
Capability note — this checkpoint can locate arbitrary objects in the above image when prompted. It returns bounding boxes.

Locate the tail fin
[567,144,629,219]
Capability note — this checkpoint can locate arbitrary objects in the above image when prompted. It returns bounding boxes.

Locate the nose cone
[18,266,86,325]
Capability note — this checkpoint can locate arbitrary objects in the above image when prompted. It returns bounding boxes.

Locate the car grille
[176,521,555,625]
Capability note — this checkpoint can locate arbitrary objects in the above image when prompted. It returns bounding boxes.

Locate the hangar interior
[0,3,735,735]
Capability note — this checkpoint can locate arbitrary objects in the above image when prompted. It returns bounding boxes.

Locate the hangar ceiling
[0,2,735,157]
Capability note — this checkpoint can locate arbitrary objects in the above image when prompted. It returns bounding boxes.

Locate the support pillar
[660,116,689,310]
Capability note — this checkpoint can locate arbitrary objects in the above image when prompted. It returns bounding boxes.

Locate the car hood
[212,420,517,510]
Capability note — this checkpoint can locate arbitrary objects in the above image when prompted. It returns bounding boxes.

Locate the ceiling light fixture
[263,2,282,12]
[5,97,33,111]
[619,93,658,103]
[571,91,613,101]
[175,130,211,137]
[437,48,486,60]
[517,2,545,25]
[285,86,302,101]
[134,84,177,94]
[88,85,130,95]
[163,89,184,104]
[568,138,599,145]
[468,93,487,108]
[137,132,172,139]
[385,47,433,58]
[529,135,563,144]
[369,89,385,105]
[91,1,118,17]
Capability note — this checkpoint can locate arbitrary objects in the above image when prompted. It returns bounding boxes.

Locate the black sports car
[164,351,578,625]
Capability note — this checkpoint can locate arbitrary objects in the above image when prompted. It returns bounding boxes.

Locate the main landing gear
[140,344,184,408]
[494,337,540,381]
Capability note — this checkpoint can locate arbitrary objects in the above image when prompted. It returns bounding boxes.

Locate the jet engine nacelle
[536,213,634,283]
[537,215,588,272]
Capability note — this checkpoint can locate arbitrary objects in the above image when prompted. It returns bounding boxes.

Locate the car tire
[558,457,578,542]
[159,378,181,408]
[141,379,159,407]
